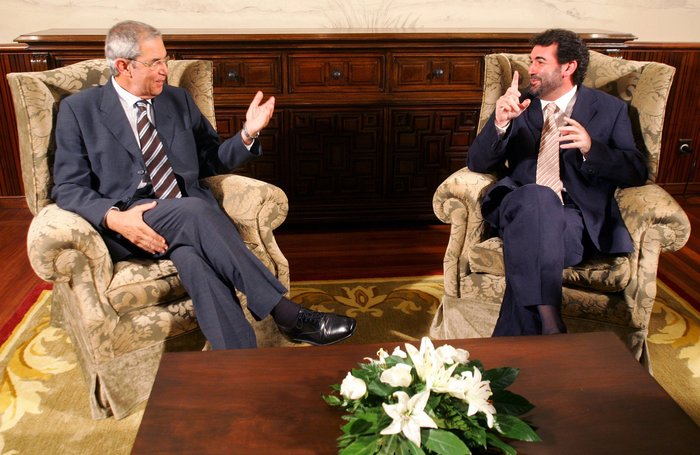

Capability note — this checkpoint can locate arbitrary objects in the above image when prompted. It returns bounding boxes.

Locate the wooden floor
[1,196,698,330]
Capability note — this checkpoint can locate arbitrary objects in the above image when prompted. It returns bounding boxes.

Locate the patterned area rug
[0,277,697,453]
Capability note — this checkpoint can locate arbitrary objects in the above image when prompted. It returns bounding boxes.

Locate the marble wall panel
[1,1,698,44]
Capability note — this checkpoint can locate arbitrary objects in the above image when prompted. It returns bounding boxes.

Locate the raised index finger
[511,71,520,89]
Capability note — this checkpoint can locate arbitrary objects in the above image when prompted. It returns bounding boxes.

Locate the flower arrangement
[323,337,540,454]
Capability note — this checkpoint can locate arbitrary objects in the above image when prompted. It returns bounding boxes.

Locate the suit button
[138,170,146,175]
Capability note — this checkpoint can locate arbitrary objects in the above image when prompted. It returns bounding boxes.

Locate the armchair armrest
[203,174,290,289]
[432,167,497,297]
[616,184,690,255]
[27,204,113,292]
[27,204,119,344]
[615,184,690,329]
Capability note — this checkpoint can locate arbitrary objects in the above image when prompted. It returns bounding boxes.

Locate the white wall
[2,0,699,44]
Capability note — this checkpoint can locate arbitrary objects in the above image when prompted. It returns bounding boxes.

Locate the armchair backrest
[6,59,215,215]
[477,50,675,182]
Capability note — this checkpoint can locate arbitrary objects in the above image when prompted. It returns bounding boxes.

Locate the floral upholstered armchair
[429,51,690,371]
[7,59,292,419]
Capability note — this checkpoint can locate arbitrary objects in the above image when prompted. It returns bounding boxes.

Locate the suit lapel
[570,85,598,125]
[99,83,142,159]
[152,97,176,152]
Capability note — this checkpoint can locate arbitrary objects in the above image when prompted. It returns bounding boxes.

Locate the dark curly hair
[530,29,589,86]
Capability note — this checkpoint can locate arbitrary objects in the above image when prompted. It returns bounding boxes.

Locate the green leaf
[368,380,395,398]
[491,389,535,416]
[378,434,401,455]
[453,360,483,376]
[340,435,380,455]
[324,394,343,406]
[485,433,517,455]
[423,429,471,455]
[492,415,541,442]
[342,409,385,436]
[390,437,426,455]
[482,367,519,390]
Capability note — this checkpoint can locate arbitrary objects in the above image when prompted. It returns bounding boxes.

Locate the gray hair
[105,20,162,77]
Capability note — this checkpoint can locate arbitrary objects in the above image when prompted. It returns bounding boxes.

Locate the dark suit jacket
[52,80,260,259]
[468,85,648,254]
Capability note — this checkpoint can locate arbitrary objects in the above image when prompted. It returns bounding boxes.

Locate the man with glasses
[52,20,356,350]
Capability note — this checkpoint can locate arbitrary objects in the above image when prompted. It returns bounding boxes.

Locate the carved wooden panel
[288,109,383,199]
[215,109,284,185]
[388,107,479,198]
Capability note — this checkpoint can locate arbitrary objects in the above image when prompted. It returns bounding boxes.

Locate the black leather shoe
[279,308,356,346]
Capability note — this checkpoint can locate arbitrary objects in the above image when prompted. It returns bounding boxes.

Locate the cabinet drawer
[289,54,384,93]
[391,54,482,91]
[212,56,282,93]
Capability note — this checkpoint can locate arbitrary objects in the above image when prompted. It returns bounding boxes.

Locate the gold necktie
[536,103,563,203]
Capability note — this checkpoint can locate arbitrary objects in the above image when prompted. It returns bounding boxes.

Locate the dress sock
[271,296,302,328]
[537,304,567,335]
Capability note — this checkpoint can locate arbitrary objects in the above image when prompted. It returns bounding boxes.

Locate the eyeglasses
[130,56,171,70]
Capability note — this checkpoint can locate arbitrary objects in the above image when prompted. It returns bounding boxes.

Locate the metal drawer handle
[331,69,343,80]
[227,70,241,82]
[432,68,445,79]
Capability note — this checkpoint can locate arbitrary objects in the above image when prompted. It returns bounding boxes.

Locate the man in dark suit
[52,20,356,349]
[468,29,648,336]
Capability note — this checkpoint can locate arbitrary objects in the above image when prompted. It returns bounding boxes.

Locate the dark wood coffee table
[131,332,699,454]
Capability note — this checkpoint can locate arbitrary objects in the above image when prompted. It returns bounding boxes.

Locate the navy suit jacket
[468,85,648,254]
[52,80,260,259]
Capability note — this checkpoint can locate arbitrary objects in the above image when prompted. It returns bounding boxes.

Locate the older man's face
[121,37,169,99]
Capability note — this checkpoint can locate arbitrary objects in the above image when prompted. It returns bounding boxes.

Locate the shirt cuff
[495,121,510,137]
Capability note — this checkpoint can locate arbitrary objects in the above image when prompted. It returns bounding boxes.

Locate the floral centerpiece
[323,337,540,454]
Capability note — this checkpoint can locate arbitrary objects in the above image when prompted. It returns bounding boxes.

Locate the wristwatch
[242,123,260,142]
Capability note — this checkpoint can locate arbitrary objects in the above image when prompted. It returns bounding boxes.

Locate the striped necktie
[536,102,564,203]
[135,100,181,199]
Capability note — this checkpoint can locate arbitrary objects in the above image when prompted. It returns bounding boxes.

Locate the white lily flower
[429,362,460,394]
[340,372,367,400]
[435,344,470,365]
[405,337,439,384]
[381,390,438,447]
[380,363,413,388]
[459,368,497,428]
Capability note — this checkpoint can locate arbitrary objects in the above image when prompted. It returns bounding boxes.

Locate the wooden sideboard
[2,29,697,223]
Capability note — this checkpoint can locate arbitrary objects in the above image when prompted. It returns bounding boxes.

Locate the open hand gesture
[243,91,275,142]
[494,71,531,128]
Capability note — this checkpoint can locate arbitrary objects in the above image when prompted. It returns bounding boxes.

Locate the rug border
[0,288,52,359]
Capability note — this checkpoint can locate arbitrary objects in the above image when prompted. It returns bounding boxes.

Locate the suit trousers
[122,197,287,349]
[485,184,586,336]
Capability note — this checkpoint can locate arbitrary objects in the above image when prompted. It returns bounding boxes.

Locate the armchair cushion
[106,259,186,315]
[469,237,631,293]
